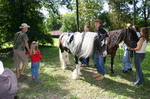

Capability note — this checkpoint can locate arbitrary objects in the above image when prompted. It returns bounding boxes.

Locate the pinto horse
[106,27,139,73]
[59,32,107,79]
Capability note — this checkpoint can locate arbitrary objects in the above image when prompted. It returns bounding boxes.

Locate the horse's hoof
[72,75,79,79]
[67,62,71,65]
[72,77,78,79]
[111,71,114,73]
[79,72,83,75]
[61,66,66,70]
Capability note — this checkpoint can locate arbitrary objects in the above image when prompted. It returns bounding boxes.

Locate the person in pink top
[29,41,42,82]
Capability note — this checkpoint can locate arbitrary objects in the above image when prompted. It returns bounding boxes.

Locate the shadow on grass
[17,67,77,99]
[1,45,150,98]
[104,48,150,83]
[17,72,77,99]
[80,66,150,98]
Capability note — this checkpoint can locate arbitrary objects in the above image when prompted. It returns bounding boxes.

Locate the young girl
[30,41,42,82]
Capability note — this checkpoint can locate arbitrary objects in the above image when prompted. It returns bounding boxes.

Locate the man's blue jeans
[31,62,40,82]
[123,49,132,71]
[94,52,105,75]
[81,57,89,65]
[134,52,145,85]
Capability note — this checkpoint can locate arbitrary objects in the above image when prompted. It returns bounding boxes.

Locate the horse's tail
[59,33,70,69]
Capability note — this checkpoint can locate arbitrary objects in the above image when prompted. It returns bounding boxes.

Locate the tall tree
[140,0,150,27]
[107,0,132,30]
[0,0,60,48]
[61,13,77,32]
[79,0,104,31]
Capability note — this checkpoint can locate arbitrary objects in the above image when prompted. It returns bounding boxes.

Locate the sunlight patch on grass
[53,38,59,46]
[1,43,150,98]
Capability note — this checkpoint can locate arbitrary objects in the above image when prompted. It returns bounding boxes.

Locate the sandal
[20,73,28,77]
[17,76,21,79]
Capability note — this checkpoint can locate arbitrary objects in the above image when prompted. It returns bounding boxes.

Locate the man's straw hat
[19,23,30,28]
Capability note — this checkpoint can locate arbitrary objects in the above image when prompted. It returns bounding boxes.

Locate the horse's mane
[79,32,98,58]
[60,32,98,58]
[108,29,124,49]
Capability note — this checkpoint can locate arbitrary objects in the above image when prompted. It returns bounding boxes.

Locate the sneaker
[81,64,87,66]
[96,75,104,81]
[32,77,35,79]
[92,73,101,78]
[128,68,132,71]
[133,82,142,86]
[20,73,28,77]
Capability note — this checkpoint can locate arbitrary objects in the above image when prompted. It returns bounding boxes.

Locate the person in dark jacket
[92,19,109,81]
[0,61,18,99]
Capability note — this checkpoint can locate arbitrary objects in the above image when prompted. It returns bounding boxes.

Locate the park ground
[0,38,150,99]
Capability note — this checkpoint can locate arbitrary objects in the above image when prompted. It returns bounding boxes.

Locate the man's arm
[24,40,29,51]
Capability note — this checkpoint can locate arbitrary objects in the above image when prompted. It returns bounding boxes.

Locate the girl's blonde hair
[30,41,38,55]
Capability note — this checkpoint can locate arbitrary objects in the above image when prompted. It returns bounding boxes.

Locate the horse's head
[123,28,139,48]
[94,35,108,57]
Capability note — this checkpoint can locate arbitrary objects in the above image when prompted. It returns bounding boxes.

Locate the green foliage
[0,0,55,48]
[79,0,104,31]
[106,0,133,30]
[46,15,62,31]
[0,39,150,98]
[61,13,77,32]
[98,12,111,31]
[60,0,105,32]
[138,0,150,27]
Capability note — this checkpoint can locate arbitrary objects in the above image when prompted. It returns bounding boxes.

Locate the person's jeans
[94,52,105,75]
[31,62,40,82]
[81,57,89,65]
[134,52,145,85]
[123,49,132,71]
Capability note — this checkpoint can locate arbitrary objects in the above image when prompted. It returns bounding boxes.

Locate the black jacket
[95,28,108,40]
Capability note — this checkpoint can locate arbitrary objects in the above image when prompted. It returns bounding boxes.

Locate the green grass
[0,38,150,99]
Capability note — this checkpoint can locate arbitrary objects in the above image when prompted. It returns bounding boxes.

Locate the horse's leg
[66,52,71,65]
[110,55,115,73]
[110,46,118,73]
[59,49,67,69]
[78,58,82,75]
[72,56,81,79]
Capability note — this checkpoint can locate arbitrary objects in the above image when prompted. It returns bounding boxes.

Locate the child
[30,41,42,82]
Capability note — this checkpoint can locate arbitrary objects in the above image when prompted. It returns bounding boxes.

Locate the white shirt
[136,40,147,53]
[136,32,141,38]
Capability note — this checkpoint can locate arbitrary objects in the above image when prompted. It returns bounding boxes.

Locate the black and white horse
[59,32,107,79]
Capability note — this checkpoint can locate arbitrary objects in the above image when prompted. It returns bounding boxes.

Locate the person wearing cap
[13,23,30,79]
[92,19,109,81]
[0,61,18,99]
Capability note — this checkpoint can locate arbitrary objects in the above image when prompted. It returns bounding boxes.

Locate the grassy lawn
[0,38,150,99]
